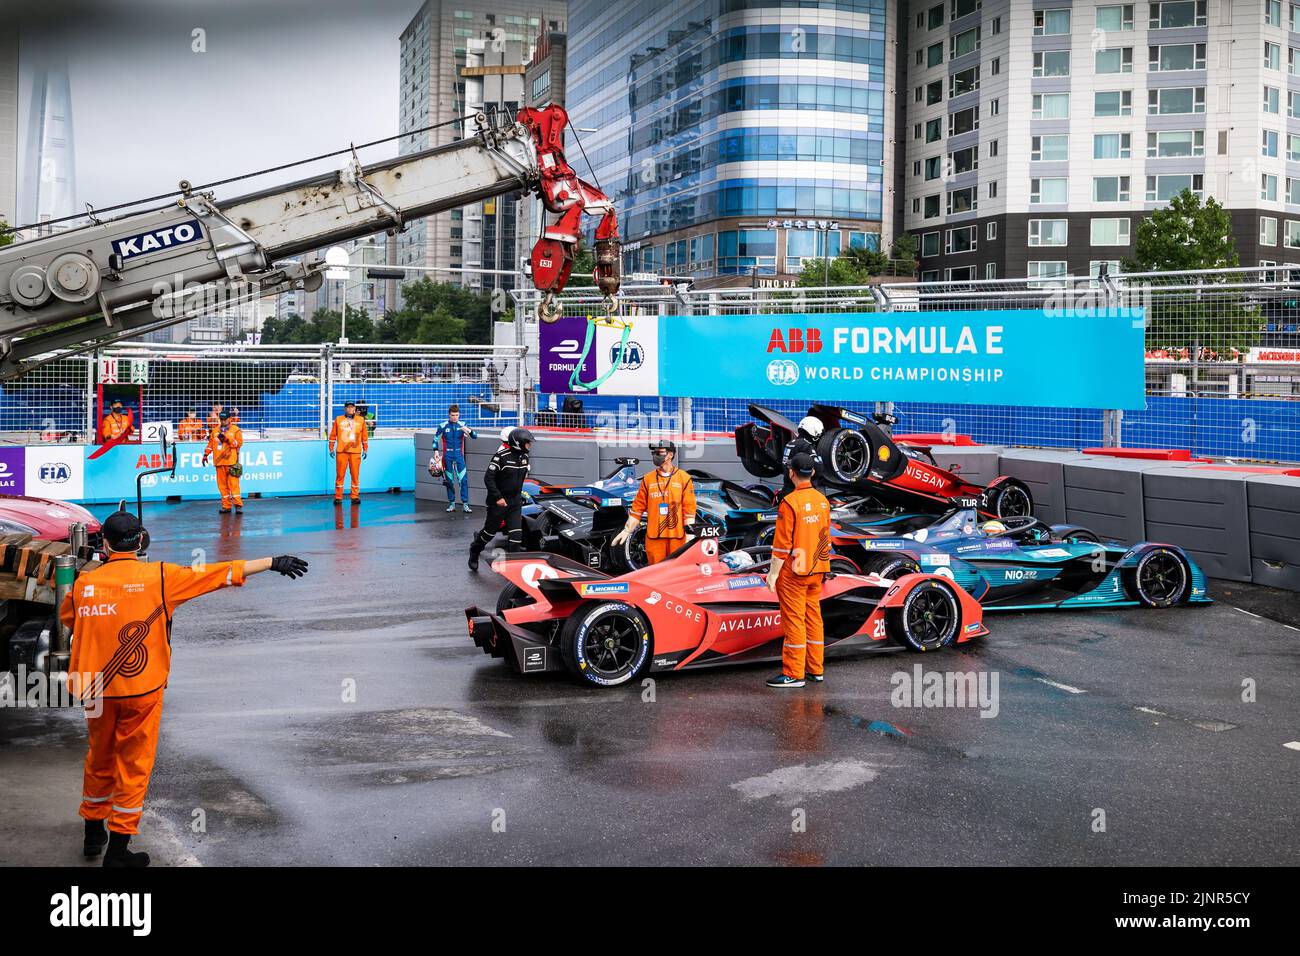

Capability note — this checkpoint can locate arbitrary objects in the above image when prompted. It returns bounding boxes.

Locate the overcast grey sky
[14,0,422,218]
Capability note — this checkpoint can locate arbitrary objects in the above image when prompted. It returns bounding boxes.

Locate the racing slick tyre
[859,553,923,581]
[617,526,648,572]
[743,483,778,505]
[983,479,1034,519]
[817,428,871,484]
[888,580,961,652]
[1060,528,1101,544]
[496,583,533,614]
[744,522,779,549]
[1124,547,1190,608]
[828,556,860,575]
[559,601,652,688]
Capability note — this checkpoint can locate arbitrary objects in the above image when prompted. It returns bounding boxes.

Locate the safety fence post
[319,344,331,439]
[85,351,97,441]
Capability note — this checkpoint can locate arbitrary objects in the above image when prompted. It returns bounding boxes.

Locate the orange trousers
[81,689,165,835]
[334,452,361,500]
[215,465,242,507]
[644,536,682,565]
[777,572,825,680]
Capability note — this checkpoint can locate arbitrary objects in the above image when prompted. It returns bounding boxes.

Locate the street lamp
[324,246,349,344]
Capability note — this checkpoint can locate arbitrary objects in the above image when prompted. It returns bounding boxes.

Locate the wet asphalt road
[2,493,1297,867]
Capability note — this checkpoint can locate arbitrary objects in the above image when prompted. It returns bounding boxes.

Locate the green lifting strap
[568,316,632,393]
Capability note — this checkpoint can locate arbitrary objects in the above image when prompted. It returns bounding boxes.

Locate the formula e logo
[613,341,644,370]
[766,328,823,354]
[550,339,584,360]
[766,359,800,386]
[39,462,72,483]
[112,220,205,260]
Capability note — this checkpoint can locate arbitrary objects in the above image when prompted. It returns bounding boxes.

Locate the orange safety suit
[204,422,244,508]
[772,482,831,681]
[176,417,206,441]
[59,553,249,834]
[629,467,696,565]
[99,411,133,443]
[329,413,369,501]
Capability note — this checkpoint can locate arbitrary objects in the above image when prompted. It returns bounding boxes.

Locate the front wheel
[559,602,652,687]
[859,553,922,580]
[888,580,960,652]
[819,428,871,483]
[1124,548,1189,608]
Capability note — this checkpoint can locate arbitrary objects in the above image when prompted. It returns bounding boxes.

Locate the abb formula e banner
[543,309,1147,410]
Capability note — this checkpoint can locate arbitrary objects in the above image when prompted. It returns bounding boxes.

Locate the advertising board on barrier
[13,438,415,505]
[543,309,1147,410]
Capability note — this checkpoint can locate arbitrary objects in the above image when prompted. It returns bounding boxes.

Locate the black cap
[110,401,123,409]
[102,510,145,551]
[218,409,231,420]
[345,401,356,408]
[649,439,677,455]
[789,451,820,477]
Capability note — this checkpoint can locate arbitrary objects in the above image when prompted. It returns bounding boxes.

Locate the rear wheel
[819,428,871,483]
[618,526,647,571]
[743,483,777,505]
[559,602,652,687]
[859,553,922,580]
[1125,548,1189,608]
[888,581,960,652]
[1061,529,1100,544]
[984,480,1034,519]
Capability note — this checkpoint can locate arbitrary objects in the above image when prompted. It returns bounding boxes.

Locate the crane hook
[539,291,561,323]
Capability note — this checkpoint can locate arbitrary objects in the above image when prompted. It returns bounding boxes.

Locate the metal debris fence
[3,268,1297,462]
[510,268,1300,463]
[0,344,528,444]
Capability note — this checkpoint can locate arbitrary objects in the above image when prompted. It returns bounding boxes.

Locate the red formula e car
[735,403,1034,519]
[465,537,988,688]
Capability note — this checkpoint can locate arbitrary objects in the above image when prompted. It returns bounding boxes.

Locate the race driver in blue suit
[434,404,478,513]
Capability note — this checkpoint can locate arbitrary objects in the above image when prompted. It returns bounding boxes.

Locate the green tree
[1125,189,1238,273]
[414,305,466,344]
[0,220,13,247]
[890,233,917,269]
[1123,190,1256,357]
[388,277,494,344]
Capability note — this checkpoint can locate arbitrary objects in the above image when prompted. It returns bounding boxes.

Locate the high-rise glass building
[19,46,76,234]
[0,34,18,230]
[567,0,899,286]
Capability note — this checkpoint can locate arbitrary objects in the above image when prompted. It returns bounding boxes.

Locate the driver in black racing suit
[468,427,533,571]
[780,415,826,498]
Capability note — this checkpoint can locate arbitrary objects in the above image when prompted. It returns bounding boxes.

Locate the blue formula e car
[519,459,780,573]
[828,509,1212,611]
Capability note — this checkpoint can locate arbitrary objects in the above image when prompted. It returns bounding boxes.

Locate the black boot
[83,819,107,858]
[468,548,481,571]
[102,831,150,868]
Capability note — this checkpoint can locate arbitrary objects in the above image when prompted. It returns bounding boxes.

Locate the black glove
[270,555,309,578]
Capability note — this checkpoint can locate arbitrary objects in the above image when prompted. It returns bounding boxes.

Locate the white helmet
[798,416,824,440]
[499,426,513,442]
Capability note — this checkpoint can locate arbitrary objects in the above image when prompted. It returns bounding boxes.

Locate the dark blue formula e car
[829,509,1211,611]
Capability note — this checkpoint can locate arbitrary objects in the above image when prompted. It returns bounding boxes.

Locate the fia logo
[612,340,644,370]
[39,462,72,484]
[766,359,800,386]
